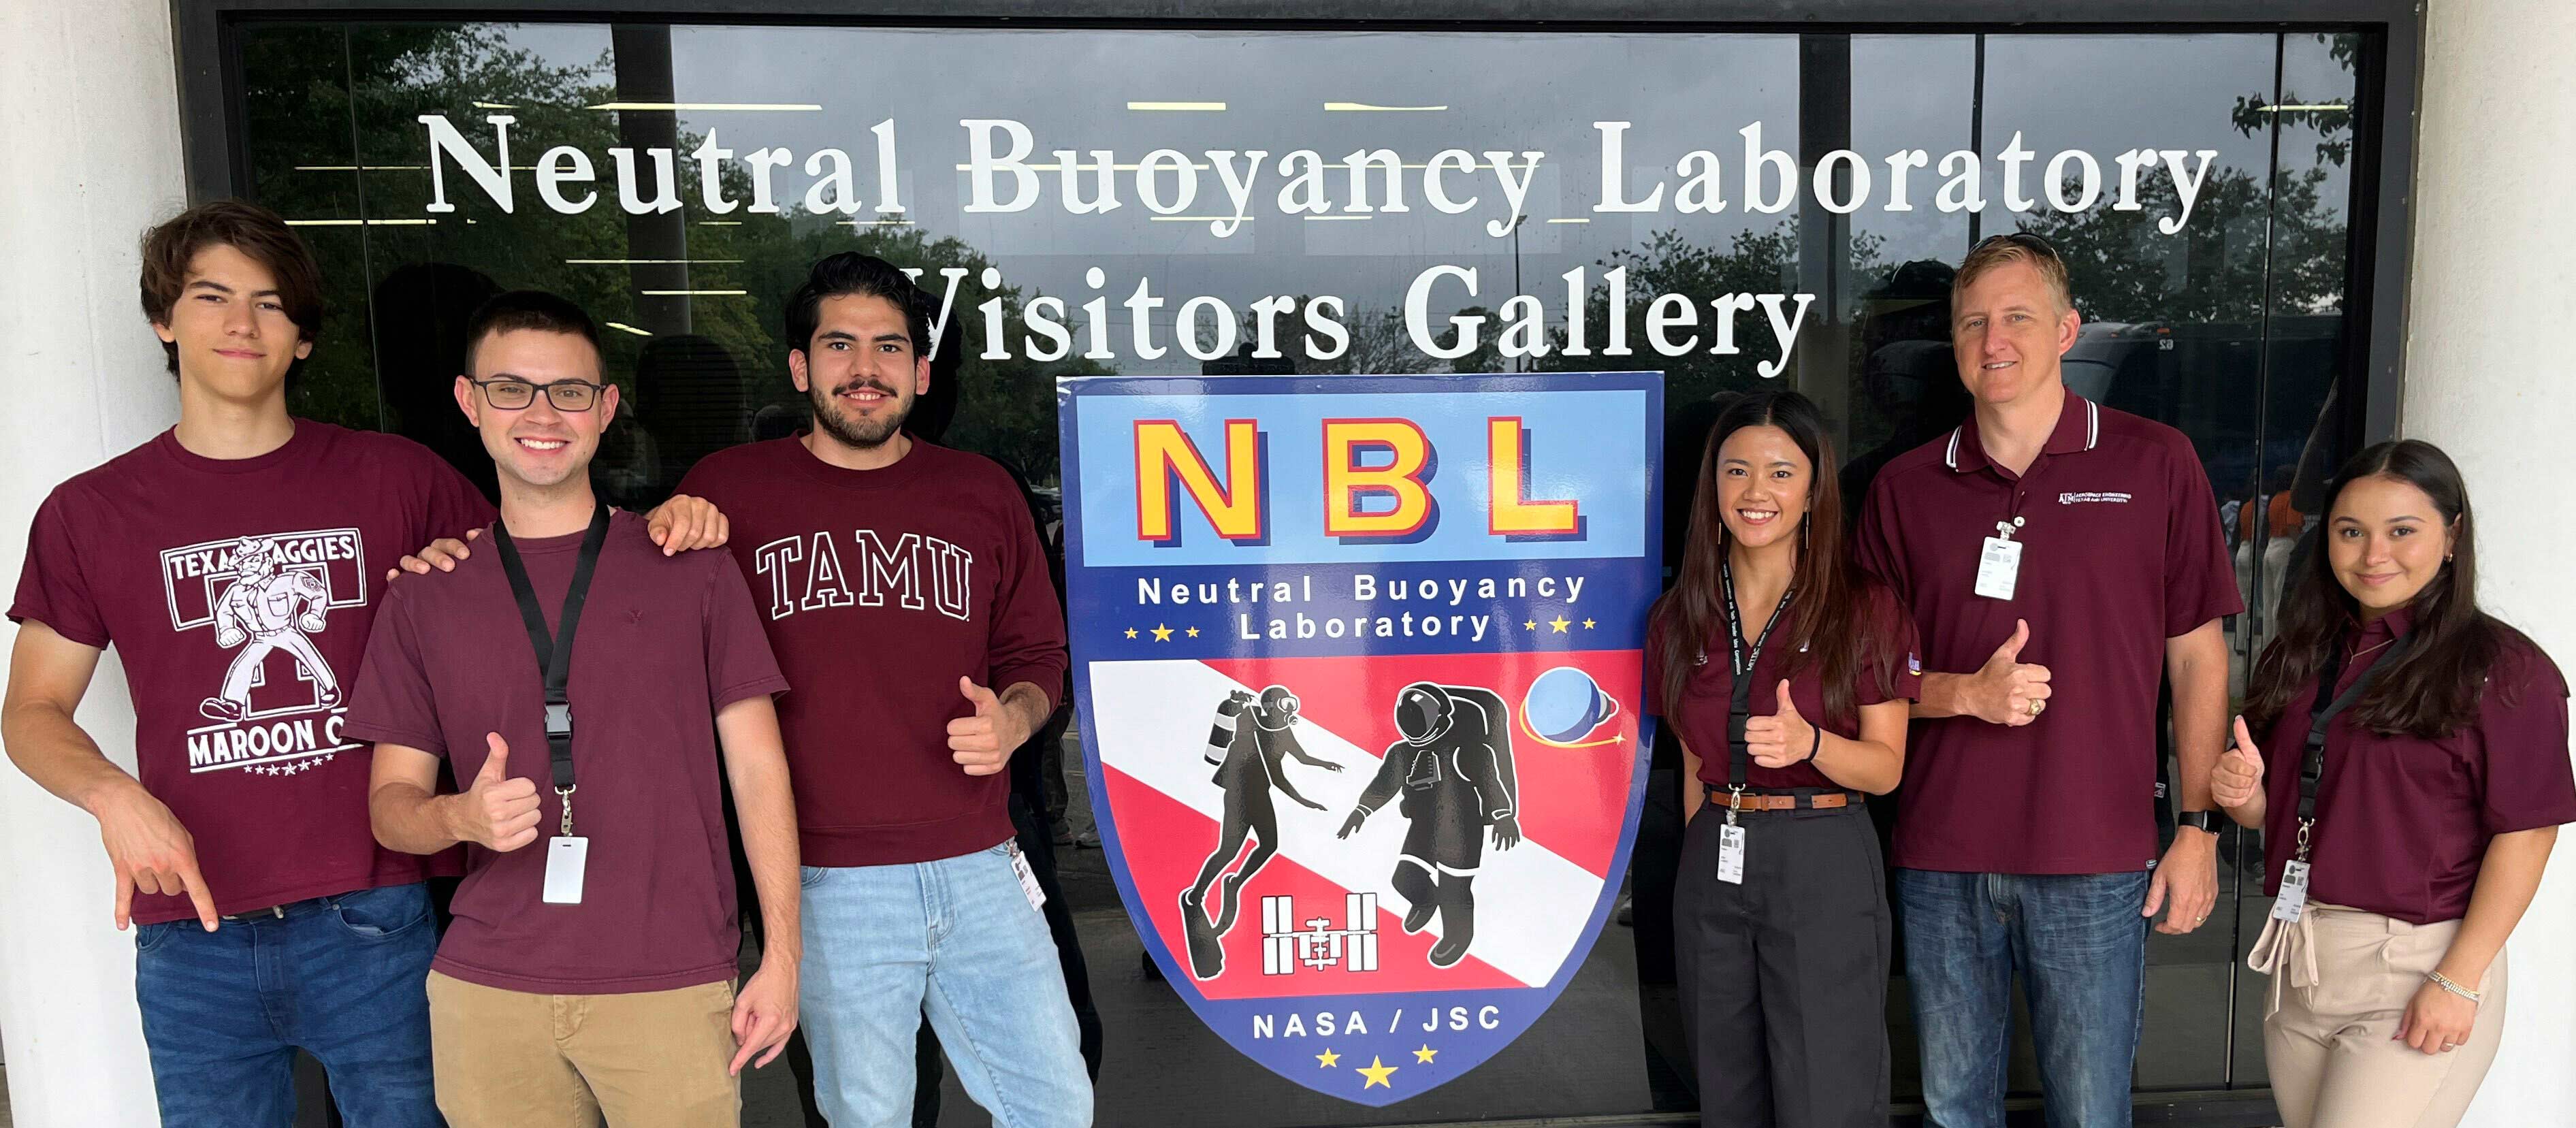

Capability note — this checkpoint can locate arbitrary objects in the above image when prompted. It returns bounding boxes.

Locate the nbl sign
[1059,372,1661,1105]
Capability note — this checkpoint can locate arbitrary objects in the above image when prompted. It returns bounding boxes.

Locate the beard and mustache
[808,376,911,449]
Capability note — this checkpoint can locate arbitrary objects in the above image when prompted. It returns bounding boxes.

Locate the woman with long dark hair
[2214,440,2572,1128]
[1646,389,1917,1127]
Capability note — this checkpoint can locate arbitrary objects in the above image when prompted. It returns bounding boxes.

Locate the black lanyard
[490,504,612,826]
[1719,556,1794,792]
[2293,629,2412,861]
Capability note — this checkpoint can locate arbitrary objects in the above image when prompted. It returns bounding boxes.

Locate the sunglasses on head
[1975,231,2060,258]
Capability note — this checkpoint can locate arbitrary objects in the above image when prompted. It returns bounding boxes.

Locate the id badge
[2271,859,2311,922]
[543,836,590,905]
[1975,536,2024,600]
[1005,840,1046,911]
[1716,824,1747,885]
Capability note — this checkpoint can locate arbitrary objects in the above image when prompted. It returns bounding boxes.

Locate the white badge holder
[544,836,590,905]
[1975,518,2025,600]
[1006,840,1046,911]
[542,784,587,905]
[2272,859,2311,922]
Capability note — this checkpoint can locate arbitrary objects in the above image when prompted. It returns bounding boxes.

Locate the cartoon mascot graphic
[1338,681,1523,968]
[1181,683,1340,980]
[198,536,340,722]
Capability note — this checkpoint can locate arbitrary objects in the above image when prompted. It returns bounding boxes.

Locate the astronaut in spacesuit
[1338,681,1522,968]
[198,536,339,722]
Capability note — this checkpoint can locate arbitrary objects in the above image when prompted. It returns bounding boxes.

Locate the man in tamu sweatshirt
[677,253,1086,1128]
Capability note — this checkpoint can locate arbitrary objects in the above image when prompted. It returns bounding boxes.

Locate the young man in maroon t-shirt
[352,291,801,1127]
[1852,234,2240,1128]
[675,254,1089,1127]
[1,202,726,1128]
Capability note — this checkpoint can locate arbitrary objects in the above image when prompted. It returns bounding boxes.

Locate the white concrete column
[0,0,187,1123]
[2403,1,2576,1123]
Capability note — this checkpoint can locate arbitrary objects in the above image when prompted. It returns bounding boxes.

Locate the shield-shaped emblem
[1059,372,1662,1106]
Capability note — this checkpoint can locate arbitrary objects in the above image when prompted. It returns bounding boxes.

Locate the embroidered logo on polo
[2059,492,2134,504]
[159,528,369,777]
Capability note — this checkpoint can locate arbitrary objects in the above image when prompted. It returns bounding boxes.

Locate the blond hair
[1954,233,2074,316]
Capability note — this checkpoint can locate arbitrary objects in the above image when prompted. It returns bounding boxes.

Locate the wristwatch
[2175,810,2221,835]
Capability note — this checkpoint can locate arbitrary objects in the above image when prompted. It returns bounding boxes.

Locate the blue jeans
[133,882,442,1128]
[1894,869,2151,1128]
[800,844,1091,1128]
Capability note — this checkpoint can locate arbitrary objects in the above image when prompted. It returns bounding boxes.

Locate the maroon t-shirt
[675,436,1068,867]
[8,423,492,924]
[342,511,787,994]
[1647,586,1922,790]
[2258,609,2576,924]
[1854,393,2241,874]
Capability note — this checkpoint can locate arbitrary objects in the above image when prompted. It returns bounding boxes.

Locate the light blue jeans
[800,843,1091,1128]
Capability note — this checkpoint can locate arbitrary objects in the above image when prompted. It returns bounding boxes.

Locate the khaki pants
[426,971,741,1128]
[2252,903,2507,1128]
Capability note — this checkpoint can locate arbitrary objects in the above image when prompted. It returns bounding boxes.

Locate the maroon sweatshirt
[677,436,1067,865]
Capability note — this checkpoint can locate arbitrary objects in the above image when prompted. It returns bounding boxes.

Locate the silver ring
[2441,1042,2458,1052]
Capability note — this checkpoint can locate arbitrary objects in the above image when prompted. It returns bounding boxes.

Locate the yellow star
[1549,615,1571,633]
[1123,628,1138,639]
[1582,617,1596,630]
[1185,626,1201,638]
[1524,619,1537,630]
[1355,1056,1398,1089]
[1316,1048,1340,1068]
[1413,1044,1438,1064]
[1151,624,1174,641]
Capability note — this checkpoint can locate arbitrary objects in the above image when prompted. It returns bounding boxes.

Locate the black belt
[218,894,332,922]
[1701,784,1866,811]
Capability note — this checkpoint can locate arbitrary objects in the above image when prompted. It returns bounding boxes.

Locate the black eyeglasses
[470,377,607,412]
[1974,231,2060,259]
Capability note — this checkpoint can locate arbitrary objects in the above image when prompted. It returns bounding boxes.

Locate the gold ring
[2030,699,2046,717]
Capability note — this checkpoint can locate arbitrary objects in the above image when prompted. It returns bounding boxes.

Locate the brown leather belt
[1701,785,1867,811]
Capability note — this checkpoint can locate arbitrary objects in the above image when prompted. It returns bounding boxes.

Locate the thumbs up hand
[2211,715,2267,810]
[948,676,1031,777]
[453,732,542,852]
[1745,680,1818,769]
[1968,619,2055,727]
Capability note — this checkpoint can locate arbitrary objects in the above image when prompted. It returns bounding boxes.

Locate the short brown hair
[462,290,602,375]
[138,199,324,378]
[1953,231,2074,316]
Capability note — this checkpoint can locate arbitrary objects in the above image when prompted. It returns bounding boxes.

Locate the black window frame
[171,4,2421,1123]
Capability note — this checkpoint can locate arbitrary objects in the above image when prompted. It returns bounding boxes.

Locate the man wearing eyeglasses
[353,291,803,1127]
[1852,233,2239,1128]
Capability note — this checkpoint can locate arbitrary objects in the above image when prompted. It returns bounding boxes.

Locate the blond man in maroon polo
[1853,233,2240,1128]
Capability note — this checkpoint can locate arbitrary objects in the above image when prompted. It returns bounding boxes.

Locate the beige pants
[427,971,741,1128]
[2252,903,2507,1128]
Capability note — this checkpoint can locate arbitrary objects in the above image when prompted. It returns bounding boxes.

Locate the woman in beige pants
[2212,440,2573,1128]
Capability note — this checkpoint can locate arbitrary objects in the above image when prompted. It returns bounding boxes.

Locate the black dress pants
[1674,801,1893,1128]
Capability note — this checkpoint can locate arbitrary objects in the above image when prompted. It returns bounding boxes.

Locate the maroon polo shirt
[1647,587,1922,791]
[2258,608,2576,924]
[344,511,788,994]
[1854,391,2240,874]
